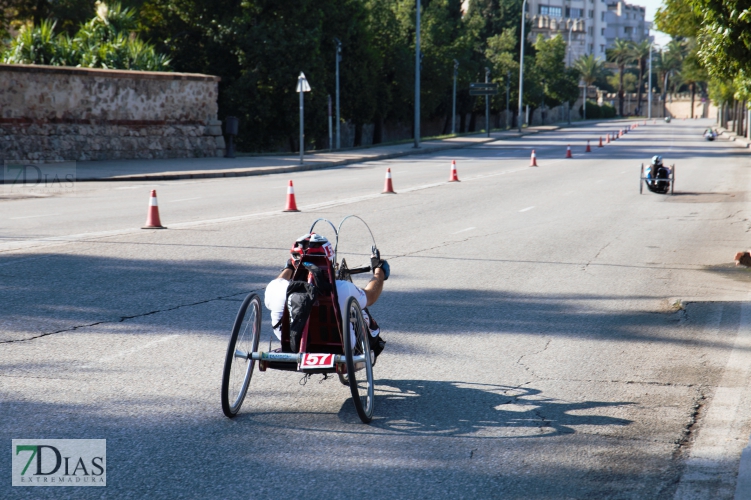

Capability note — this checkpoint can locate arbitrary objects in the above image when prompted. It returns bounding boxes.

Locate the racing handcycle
[640,162,675,195]
[220,216,378,423]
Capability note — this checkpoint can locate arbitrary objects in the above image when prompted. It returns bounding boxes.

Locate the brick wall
[0,64,225,161]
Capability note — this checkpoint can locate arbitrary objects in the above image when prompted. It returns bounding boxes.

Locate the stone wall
[0,64,225,161]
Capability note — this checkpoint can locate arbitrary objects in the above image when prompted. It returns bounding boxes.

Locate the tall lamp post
[452,59,459,134]
[505,70,511,129]
[647,41,653,120]
[567,22,574,124]
[334,38,342,149]
[297,72,311,165]
[414,0,421,148]
[517,0,528,132]
[485,67,491,137]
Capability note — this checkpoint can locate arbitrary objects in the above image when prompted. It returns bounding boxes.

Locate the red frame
[279,245,344,356]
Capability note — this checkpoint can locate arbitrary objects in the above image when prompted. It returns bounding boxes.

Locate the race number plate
[299,353,335,369]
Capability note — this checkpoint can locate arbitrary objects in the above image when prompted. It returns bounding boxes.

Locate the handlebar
[347,266,371,275]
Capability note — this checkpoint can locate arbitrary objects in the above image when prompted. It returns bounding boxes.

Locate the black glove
[370,248,381,271]
[282,258,296,272]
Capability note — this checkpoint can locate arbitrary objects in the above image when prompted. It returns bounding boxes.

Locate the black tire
[639,163,644,194]
[221,293,262,418]
[343,297,374,423]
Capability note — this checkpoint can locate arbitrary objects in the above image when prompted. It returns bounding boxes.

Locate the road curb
[75,120,623,183]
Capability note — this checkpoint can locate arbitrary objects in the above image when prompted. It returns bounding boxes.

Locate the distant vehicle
[704,129,717,141]
[665,116,671,123]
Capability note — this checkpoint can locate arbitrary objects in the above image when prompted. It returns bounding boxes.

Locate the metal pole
[506,70,510,129]
[452,59,458,134]
[414,0,421,148]
[299,90,304,164]
[647,42,652,119]
[328,95,333,150]
[582,84,586,120]
[485,67,490,137]
[567,23,573,67]
[541,78,545,125]
[517,0,527,132]
[335,39,341,149]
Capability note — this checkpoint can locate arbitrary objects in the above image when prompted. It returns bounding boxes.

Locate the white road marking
[9,213,57,220]
[171,197,202,203]
[0,166,532,254]
[453,227,476,234]
[675,302,751,499]
[519,206,535,213]
[82,334,179,368]
[113,184,163,190]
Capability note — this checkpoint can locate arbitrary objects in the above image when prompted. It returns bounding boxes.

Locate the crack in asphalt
[515,339,552,378]
[671,386,707,460]
[0,289,259,344]
[582,240,614,271]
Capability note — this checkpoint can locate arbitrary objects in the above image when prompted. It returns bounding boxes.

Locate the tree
[629,40,651,116]
[573,53,606,91]
[2,2,170,70]
[606,39,633,116]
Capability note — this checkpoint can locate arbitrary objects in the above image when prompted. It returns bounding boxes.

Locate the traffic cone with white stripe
[598,136,603,147]
[586,140,592,153]
[566,145,572,158]
[142,190,166,229]
[644,120,647,126]
[449,160,460,182]
[606,134,611,144]
[382,168,396,194]
[284,180,300,212]
[530,150,538,167]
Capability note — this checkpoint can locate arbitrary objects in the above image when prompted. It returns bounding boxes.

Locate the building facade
[524,0,651,62]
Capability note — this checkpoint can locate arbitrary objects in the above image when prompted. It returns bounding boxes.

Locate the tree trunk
[373,115,383,144]
[636,59,644,116]
[690,83,695,119]
[468,113,476,132]
[441,114,451,135]
[459,112,466,133]
[618,64,625,116]
[354,123,363,147]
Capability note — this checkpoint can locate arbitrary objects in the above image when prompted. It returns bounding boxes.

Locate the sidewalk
[715,126,751,148]
[68,119,613,182]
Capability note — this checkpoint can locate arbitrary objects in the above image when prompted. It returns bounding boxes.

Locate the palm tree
[606,39,634,116]
[653,47,682,117]
[573,54,607,118]
[629,40,651,116]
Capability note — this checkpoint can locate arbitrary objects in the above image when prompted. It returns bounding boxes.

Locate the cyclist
[645,155,671,194]
[264,233,389,358]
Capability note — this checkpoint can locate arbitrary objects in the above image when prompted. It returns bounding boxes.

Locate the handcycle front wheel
[639,163,644,194]
[343,296,375,423]
[221,292,262,418]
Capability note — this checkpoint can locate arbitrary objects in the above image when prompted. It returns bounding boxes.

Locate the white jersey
[264,278,367,340]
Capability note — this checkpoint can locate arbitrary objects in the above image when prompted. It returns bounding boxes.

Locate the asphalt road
[3,119,751,499]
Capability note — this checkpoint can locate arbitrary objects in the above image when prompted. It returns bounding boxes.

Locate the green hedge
[578,100,616,119]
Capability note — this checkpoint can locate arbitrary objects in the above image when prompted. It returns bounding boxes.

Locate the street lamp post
[297,72,311,165]
[505,70,510,129]
[567,22,574,125]
[485,67,491,137]
[517,0,528,132]
[334,38,342,149]
[452,59,459,134]
[414,0,421,148]
[647,42,652,119]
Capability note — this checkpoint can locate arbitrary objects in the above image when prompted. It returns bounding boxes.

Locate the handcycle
[639,162,675,195]
[220,215,379,423]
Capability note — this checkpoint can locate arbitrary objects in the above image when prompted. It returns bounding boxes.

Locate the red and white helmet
[291,233,335,263]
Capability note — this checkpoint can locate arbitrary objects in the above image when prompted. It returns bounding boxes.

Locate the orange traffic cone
[382,168,396,194]
[586,140,592,153]
[606,134,611,144]
[530,150,538,167]
[449,160,460,182]
[644,120,647,126]
[284,180,300,212]
[653,119,656,124]
[566,145,572,158]
[142,190,166,229]
[598,136,603,147]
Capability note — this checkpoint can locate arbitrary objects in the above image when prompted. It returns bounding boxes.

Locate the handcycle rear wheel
[343,297,374,423]
[221,292,262,418]
[670,165,676,195]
